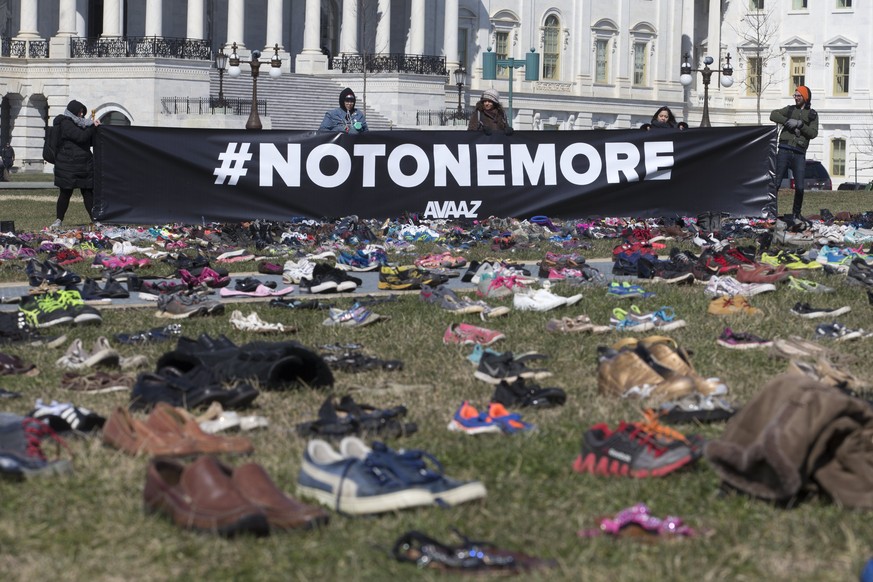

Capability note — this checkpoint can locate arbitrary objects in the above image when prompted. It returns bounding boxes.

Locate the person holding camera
[319,87,368,134]
[467,89,513,135]
[765,85,819,219]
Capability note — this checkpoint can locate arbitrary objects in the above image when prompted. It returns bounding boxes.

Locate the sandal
[578,503,700,540]
[60,370,134,394]
[0,353,38,376]
[392,530,556,573]
[295,395,416,439]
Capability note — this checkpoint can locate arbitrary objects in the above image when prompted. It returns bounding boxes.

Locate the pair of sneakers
[447,401,534,435]
[19,290,103,328]
[297,437,486,515]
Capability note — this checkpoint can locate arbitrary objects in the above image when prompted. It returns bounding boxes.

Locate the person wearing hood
[51,99,100,229]
[467,89,512,135]
[319,88,368,133]
[0,142,14,181]
[648,106,678,130]
[766,85,819,218]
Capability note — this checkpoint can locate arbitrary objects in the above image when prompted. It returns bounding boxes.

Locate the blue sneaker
[447,402,502,435]
[296,439,433,515]
[607,281,654,299]
[340,438,486,507]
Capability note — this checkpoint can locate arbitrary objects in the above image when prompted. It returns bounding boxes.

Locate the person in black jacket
[0,142,14,181]
[51,99,100,229]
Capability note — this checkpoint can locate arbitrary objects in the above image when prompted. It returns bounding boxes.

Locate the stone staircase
[211,71,395,131]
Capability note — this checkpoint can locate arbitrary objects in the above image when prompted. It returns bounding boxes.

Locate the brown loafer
[102,407,201,457]
[226,462,329,531]
[145,402,254,455]
[143,456,269,536]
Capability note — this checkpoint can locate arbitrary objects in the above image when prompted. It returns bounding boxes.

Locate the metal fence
[416,109,470,127]
[72,37,211,59]
[1,38,48,58]
[340,53,446,75]
[160,97,268,116]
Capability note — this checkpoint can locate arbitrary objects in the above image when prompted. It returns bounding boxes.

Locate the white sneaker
[282,258,315,284]
[513,288,567,311]
[50,219,62,229]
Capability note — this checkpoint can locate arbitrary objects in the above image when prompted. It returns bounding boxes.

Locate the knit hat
[796,86,811,104]
[481,89,501,106]
[66,100,87,116]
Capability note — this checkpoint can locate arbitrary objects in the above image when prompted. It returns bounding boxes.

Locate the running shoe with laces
[443,323,505,346]
[0,412,73,479]
[572,421,695,478]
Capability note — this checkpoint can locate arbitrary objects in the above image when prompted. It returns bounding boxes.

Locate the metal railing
[340,53,446,75]
[72,37,211,59]
[416,109,470,127]
[1,38,48,58]
[160,97,268,116]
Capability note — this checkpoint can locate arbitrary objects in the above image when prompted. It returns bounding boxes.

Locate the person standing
[318,88,368,133]
[467,89,513,135]
[0,142,13,181]
[51,100,100,229]
[766,85,818,219]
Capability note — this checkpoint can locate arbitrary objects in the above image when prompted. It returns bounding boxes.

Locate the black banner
[94,125,775,223]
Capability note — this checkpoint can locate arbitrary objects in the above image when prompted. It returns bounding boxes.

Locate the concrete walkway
[0,182,54,189]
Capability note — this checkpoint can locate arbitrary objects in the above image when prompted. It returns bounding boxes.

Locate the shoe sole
[716,339,773,350]
[296,483,433,515]
[447,419,503,434]
[426,481,487,506]
[792,306,851,319]
[571,452,693,478]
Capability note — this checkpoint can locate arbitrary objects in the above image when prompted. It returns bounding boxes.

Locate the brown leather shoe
[145,402,254,455]
[102,406,201,457]
[223,462,329,531]
[143,456,269,536]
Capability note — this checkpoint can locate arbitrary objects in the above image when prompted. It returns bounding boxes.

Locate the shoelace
[637,410,690,445]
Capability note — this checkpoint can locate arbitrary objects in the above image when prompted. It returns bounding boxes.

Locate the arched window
[542,15,560,80]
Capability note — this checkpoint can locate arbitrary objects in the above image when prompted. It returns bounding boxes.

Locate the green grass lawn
[0,188,872,581]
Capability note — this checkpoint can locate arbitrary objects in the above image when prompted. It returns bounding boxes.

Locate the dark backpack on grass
[42,123,60,164]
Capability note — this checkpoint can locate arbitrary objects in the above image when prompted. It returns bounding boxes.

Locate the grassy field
[0,187,872,581]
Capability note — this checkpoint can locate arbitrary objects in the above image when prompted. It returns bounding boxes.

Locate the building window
[750,0,764,10]
[837,0,852,7]
[832,139,846,176]
[633,42,648,85]
[542,15,560,80]
[495,31,509,79]
[790,57,806,95]
[747,56,762,95]
[595,39,609,83]
[834,55,850,95]
[792,0,807,8]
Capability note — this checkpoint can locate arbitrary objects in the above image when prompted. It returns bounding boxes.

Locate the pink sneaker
[443,323,506,346]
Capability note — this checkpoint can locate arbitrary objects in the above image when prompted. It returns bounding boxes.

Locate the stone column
[227,0,246,49]
[265,0,290,72]
[57,0,78,36]
[375,0,391,53]
[15,0,39,39]
[145,0,162,37]
[409,0,425,54]
[443,0,459,71]
[340,0,358,55]
[102,0,122,37]
[296,0,328,73]
[187,0,204,40]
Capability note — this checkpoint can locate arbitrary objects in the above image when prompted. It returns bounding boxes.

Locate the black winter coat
[53,115,97,189]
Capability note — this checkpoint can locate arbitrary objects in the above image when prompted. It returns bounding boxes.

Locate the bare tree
[730,4,783,124]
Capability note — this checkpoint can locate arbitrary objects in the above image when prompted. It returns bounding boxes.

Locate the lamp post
[679,52,733,127]
[453,67,466,119]
[214,47,228,108]
[481,48,540,129]
[228,42,282,130]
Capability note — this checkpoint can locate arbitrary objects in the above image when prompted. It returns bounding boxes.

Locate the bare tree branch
[730,5,783,124]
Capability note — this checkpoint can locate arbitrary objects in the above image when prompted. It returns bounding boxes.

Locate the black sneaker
[473,352,552,385]
[18,294,76,328]
[790,302,851,319]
